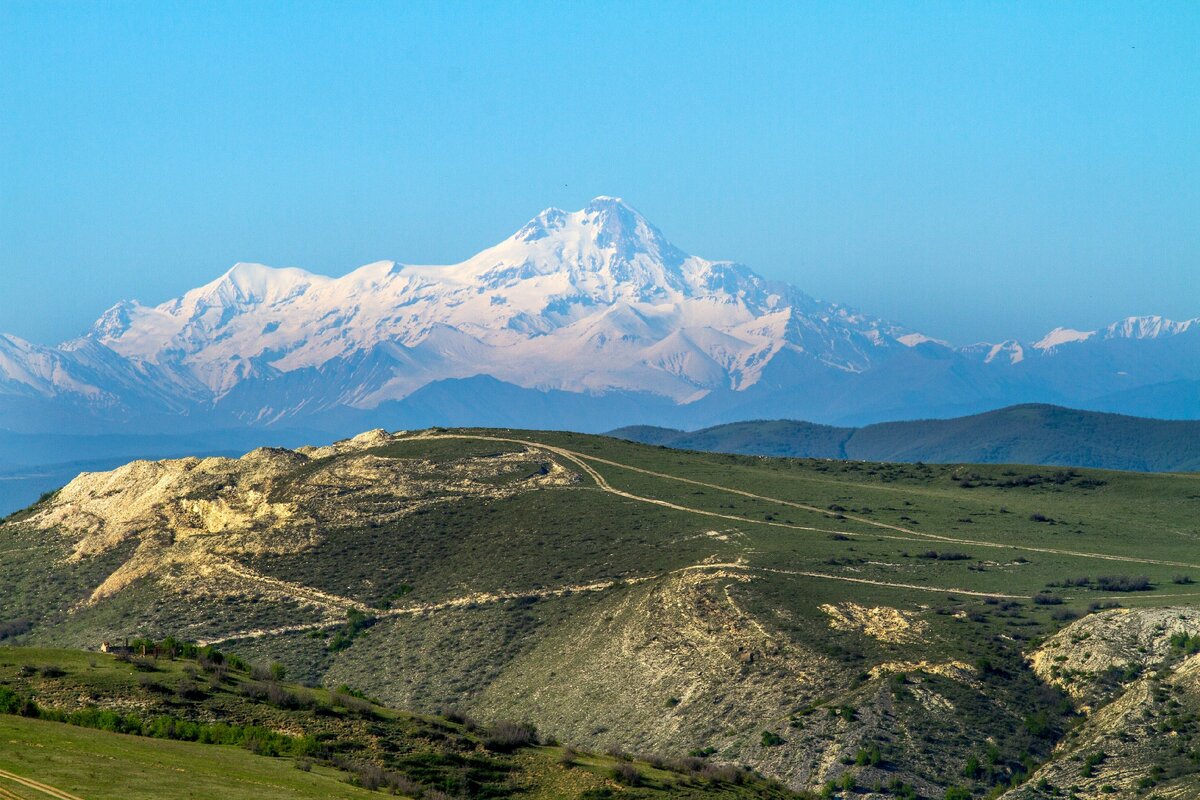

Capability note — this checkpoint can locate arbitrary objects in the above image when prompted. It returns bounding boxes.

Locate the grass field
[0,645,802,800]
[0,715,373,800]
[2,427,1197,797]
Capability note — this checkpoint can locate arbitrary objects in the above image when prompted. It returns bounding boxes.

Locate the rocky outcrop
[1004,608,1200,799]
[14,430,576,608]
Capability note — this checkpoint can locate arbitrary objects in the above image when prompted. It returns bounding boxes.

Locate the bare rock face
[471,560,845,784]
[15,430,576,609]
[820,601,930,644]
[1028,607,1200,703]
[1003,608,1200,799]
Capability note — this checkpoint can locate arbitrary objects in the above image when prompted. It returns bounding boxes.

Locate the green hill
[610,404,1200,471]
[2,427,1198,797]
[0,645,796,800]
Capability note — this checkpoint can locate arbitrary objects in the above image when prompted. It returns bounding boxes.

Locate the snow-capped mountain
[1,197,1197,435]
[60,198,917,415]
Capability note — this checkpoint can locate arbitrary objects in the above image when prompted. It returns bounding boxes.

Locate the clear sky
[1,1,1197,345]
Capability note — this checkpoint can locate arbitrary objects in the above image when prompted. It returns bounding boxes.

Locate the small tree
[612,762,641,786]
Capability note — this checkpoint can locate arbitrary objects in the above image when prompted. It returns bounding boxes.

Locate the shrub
[332,692,374,717]
[1032,593,1063,605]
[440,706,477,727]
[1172,574,1194,585]
[611,762,641,786]
[175,678,206,701]
[1024,710,1053,738]
[0,687,21,714]
[0,619,32,641]
[760,730,785,747]
[1095,575,1152,592]
[699,764,744,784]
[916,550,972,561]
[483,720,538,752]
[855,745,882,766]
[1080,751,1106,777]
[605,746,632,761]
[327,609,377,652]
[1169,632,1200,655]
[638,753,665,769]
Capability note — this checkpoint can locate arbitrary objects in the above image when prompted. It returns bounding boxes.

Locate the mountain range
[1,197,1197,440]
[611,403,1200,472]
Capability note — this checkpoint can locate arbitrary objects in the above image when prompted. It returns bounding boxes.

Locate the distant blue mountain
[610,404,1200,473]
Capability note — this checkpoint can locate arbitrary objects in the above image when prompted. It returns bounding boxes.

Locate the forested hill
[609,404,1200,471]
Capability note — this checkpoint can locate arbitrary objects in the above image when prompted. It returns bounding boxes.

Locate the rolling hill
[2,428,1199,797]
[0,645,795,800]
[610,404,1200,472]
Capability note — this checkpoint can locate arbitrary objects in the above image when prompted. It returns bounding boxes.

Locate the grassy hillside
[610,404,1200,471]
[0,645,798,800]
[2,427,1198,796]
[0,715,376,800]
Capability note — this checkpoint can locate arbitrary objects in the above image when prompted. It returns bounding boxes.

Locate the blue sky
[1,1,1197,345]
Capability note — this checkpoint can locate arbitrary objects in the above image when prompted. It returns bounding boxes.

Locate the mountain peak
[478,198,688,289]
[1104,315,1197,340]
[188,263,323,308]
[584,195,629,211]
[1033,327,1096,350]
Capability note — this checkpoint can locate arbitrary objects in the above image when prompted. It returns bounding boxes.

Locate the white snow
[983,341,1024,365]
[2,197,1189,418]
[62,197,917,405]
[1033,327,1096,350]
[897,333,950,348]
[1103,315,1197,340]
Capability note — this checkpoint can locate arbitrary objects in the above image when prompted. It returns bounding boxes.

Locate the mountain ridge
[1,198,1196,436]
[609,403,1200,472]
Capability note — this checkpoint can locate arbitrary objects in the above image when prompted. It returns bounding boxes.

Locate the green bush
[761,730,785,747]
[855,745,882,766]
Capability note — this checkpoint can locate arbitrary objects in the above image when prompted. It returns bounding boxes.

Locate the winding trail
[421,433,1200,571]
[211,560,372,613]
[757,567,1029,599]
[0,769,84,800]
[204,431,1188,644]
[200,574,656,646]
[203,555,1029,646]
